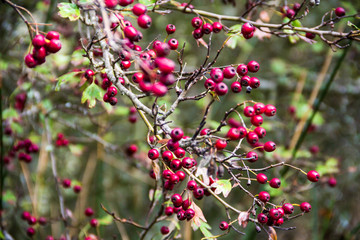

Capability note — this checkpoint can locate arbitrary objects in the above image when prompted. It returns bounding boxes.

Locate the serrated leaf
[55,71,81,91]
[213,179,232,198]
[2,108,18,120]
[58,3,80,21]
[81,83,103,108]
[199,220,214,239]
[228,24,242,33]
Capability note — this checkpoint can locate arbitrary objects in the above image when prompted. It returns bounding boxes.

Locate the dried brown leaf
[268,226,277,240]
[191,201,207,227]
[237,211,250,228]
[158,138,170,145]
[151,161,160,180]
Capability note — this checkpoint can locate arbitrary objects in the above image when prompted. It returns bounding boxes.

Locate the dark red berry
[250,77,260,88]
[24,54,37,68]
[160,226,169,235]
[62,179,71,188]
[118,0,133,7]
[168,38,178,50]
[107,86,118,97]
[148,148,160,160]
[300,202,311,213]
[254,127,266,138]
[104,0,118,8]
[269,178,281,188]
[204,79,216,90]
[124,26,138,41]
[231,81,242,93]
[120,60,131,70]
[227,128,240,140]
[170,159,182,171]
[264,104,276,116]
[244,106,255,117]
[191,17,203,28]
[165,206,174,216]
[45,39,62,53]
[286,9,295,18]
[171,193,183,207]
[215,139,227,150]
[214,82,228,96]
[154,42,170,57]
[176,171,186,181]
[27,227,36,237]
[73,185,82,193]
[32,47,46,60]
[307,170,320,182]
[166,24,176,34]
[269,208,280,220]
[253,102,265,114]
[241,23,255,36]
[187,180,197,190]
[192,28,203,39]
[167,139,180,151]
[335,7,345,17]
[223,66,236,79]
[152,82,168,97]
[251,115,263,126]
[247,60,260,73]
[22,211,31,220]
[202,23,213,34]
[282,203,294,214]
[32,34,46,49]
[182,157,193,168]
[90,218,98,227]
[210,68,224,83]
[185,208,195,220]
[212,22,222,33]
[264,141,276,152]
[246,132,259,144]
[258,191,270,202]
[293,3,301,11]
[132,72,144,83]
[174,148,185,158]
[240,75,251,86]
[328,177,337,187]
[46,31,60,40]
[193,188,204,200]
[137,14,152,29]
[155,57,175,73]
[219,221,229,230]
[38,217,47,225]
[162,151,173,162]
[177,210,186,221]
[246,151,258,163]
[28,216,37,225]
[256,173,267,184]
[171,127,184,141]
[236,64,248,76]
[170,174,180,184]
[200,128,210,136]
[257,213,268,224]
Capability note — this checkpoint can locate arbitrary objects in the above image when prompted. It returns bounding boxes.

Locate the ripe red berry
[160,226,170,235]
[148,149,160,160]
[202,23,213,34]
[223,66,236,79]
[185,208,195,220]
[236,64,248,76]
[215,139,227,150]
[28,216,37,225]
[264,141,276,152]
[210,68,224,83]
[328,177,337,187]
[171,193,183,207]
[256,173,267,184]
[246,151,258,163]
[258,191,270,202]
[243,106,255,117]
[219,221,229,230]
[118,0,133,7]
[192,28,203,39]
[174,148,185,158]
[306,32,316,39]
[167,139,179,151]
[45,39,62,53]
[152,82,168,97]
[335,7,346,17]
[307,170,320,182]
[200,128,210,136]
[73,185,82,193]
[177,210,186,221]
[241,23,255,36]
[193,188,204,200]
[166,24,176,34]
[181,157,192,169]
[269,178,281,188]
[282,203,294,214]
[254,127,266,138]
[204,79,216,90]
[126,144,138,156]
[264,104,276,116]
[212,22,222,33]
[154,42,170,57]
[250,77,260,88]
[170,159,182,171]
[187,180,197,190]
[62,179,71,188]
[165,206,174,216]
[24,54,37,68]
[240,75,250,86]
[286,9,295,18]
[90,218,99,227]
[269,208,280,220]
[247,60,260,73]
[124,26,138,41]
[120,60,131,70]
[168,38,178,50]
[27,227,36,237]
[226,128,240,141]
[257,213,268,224]
[251,115,263,126]
[107,86,118,97]
[231,81,242,93]
[214,82,228,96]
[45,236,55,240]
[275,218,284,226]
[85,207,94,217]
[253,102,265,115]
[246,132,259,145]
[300,202,311,213]
[104,0,118,8]
[46,31,60,40]
[32,34,46,48]
[191,17,203,28]
[22,211,31,220]
[132,3,147,16]
[32,47,46,61]
[162,151,173,162]
[293,3,301,11]
[171,127,184,141]
[38,216,47,225]
[155,57,175,73]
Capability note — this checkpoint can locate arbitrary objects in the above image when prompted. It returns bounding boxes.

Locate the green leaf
[226,35,242,49]
[58,3,80,21]
[114,106,130,116]
[98,215,113,225]
[291,20,302,27]
[10,122,23,134]
[3,190,16,203]
[139,0,156,5]
[81,83,103,108]
[228,24,242,33]
[55,71,80,91]
[2,108,18,120]
[149,188,162,201]
[316,157,339,175]
[0,230,4,239]
[213,179,232,198]
[199,220,214,238]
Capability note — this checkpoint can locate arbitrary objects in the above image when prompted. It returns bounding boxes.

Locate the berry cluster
[21,211,47,237]
[24,31,61,68]
[55,133,69,147]
[61,178,82,193]
[4,139,39,164]
[190,17,223,39]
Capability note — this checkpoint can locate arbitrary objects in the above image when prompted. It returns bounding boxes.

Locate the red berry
[152,82,168,97]
[241,23,255,36]
[200,128,210,136]
[226,128,240,140]
[167,139,179,151]
[154,42,170,57]
[24,54,37,68]
[244,106,255,117]
[223,66,236,79]
[162,151,173,162]
[192,28,203,39]
[254,127,266,138]
[177,210,186,221]
[263,141,275,152]
[38,217,47,225]
[124,27,138,41]
[170,174,179,184]
[335,7,345,17]
[212,22,222,33]
[193,188,204,200]
[191,17,203,28]
[32,47,46,61]
[155,57,175,73]
[202,23,213,34]
[176,171,186,181]
[240,75,251,86]
[182,199,191,210]
[293,3,301,11]
[250,77,260,88]
[182,157,193,169]
[165,206,174,216]
[169,159,182,171]
[305,32,316,39]
[120,60,131,70]
[246,151,258,163]
[90,218,98,227]
[171,127,184,141]
[269,208,280,220]
[307,170,320,182]
[204,79,216,90]
[32,34,46,49]
[22,211,31,220]
[231,81,242,93]
[62,179,71,188]
[187,180,197,190]
[246,132,259,145]
[168,38,178,50]
[148,149,160,160]
[73,185,82,193]
[275,218,284,226]
[219,221,229,230]
[46,31,60,40]
[107,86,118,97]
[257,213,268,224]
[166,24,176,34]
[214,82,228,96]
[45,39,62,53]
[28,216,37,225]
[132,72,144,83]
[247,60,260,73]
[159,73,176,85]
[27,227,36,237]
[286,9,295,18]
[236,64,248,76]
[185,208,195,220]
[46,236,55,240]
[300,202,311,213]
[250,115,263,126]
[253,102,265,115]
[104,0,118,8]
[160,226,170,235]
[264,104,276,116]
[210,68,224,83]
[256,173,267,184]
[132,3,147,16]
[171,193,183,207]
[174,148,185,158]
[282,203,294,214]
[215,139,227,150]
[269,178,281,188]
[328,177,337,187]
[137,14,152,29]
[258,191,270,202]
[126,144,138,155]
[118,0,133,7]
[85,69,95,80]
